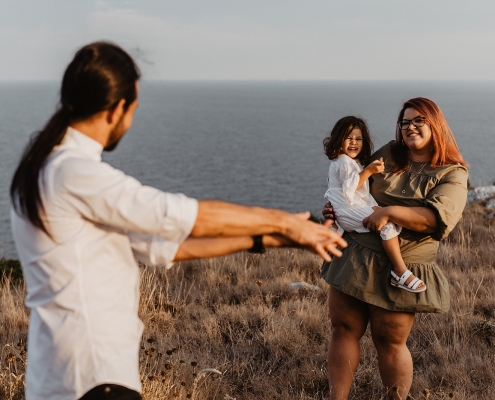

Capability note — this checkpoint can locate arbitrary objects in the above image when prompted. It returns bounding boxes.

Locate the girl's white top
[324,154,400,240]
[11,128,198,400]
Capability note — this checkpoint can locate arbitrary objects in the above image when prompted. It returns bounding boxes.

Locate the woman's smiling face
[342,127,363,159]
[401,107,433,157]
[401,108,433,159]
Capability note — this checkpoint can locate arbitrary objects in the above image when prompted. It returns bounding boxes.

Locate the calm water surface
[1,81,494,257]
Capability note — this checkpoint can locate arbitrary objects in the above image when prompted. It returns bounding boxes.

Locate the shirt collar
[62,127,104,162]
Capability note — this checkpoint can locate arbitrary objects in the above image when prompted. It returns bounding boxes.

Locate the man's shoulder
[47,149,122,187]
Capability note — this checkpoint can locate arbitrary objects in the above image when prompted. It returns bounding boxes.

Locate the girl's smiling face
[342,128,363,159]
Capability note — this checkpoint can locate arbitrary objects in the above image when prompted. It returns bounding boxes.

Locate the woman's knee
[328,287,369,338]
[369,308,414,350]
[330,318,367,341]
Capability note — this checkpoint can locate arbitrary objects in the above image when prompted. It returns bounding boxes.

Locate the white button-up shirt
[11,127,198,400]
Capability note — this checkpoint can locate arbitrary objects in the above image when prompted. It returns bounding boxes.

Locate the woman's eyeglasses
[398,117,426,130]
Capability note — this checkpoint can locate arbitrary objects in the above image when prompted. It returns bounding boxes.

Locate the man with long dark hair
[10,42,345,400]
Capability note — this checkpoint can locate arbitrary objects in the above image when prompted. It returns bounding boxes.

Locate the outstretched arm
[173,234,292,261]
[191,200,346,262]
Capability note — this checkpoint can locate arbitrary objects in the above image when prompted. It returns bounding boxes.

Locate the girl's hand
[364,158,384,175]
[363,206,390,232]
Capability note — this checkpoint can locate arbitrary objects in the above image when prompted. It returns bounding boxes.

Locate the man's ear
[106,99,126,125]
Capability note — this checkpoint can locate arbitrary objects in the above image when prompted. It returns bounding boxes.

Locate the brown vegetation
[1,202,494,399]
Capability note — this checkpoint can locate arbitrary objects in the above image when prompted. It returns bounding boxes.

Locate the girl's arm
[357,158,384,189]
[363,206,437,233]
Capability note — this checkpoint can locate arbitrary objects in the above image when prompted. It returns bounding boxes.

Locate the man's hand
[283,211,346,262]
[192,200,346,262]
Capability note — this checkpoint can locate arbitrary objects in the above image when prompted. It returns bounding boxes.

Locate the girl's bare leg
[369,305,415,400]
[382,237,424,288]
[327,287,369,400]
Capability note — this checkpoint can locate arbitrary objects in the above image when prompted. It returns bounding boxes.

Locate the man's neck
[70,111,112,147]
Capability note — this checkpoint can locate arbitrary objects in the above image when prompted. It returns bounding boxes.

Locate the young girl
[323,116,426,293]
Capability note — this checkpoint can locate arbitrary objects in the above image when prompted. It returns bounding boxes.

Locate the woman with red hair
[321,97,468,399]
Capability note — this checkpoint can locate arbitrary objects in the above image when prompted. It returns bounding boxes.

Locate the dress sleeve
[339,156,363,205]
[423,165,468,241]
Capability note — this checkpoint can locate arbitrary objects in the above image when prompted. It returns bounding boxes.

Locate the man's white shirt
[11,127,198,400]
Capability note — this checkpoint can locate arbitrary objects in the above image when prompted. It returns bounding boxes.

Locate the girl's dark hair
[10,41,141,235]
[323,116,373,165]
[390,97,467,173]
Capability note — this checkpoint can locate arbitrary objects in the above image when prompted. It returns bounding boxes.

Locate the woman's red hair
[391,97,468,172]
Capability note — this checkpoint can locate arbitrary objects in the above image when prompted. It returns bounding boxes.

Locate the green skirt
[321,231,450,313]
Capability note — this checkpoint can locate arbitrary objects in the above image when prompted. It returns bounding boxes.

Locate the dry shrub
[1,201,495,399]
[0,275,28,400]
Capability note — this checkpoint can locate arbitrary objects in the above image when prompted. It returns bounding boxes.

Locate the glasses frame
[397,116,427,130]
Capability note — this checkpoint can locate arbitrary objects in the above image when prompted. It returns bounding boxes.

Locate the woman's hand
[363,206,390,232]
[322,202,335,221]
[322,202,338,229]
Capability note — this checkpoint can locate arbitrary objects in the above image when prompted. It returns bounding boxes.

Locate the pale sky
[1,0,494,81]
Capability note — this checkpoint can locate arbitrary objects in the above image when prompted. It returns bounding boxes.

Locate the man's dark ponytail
[10,42,140,235]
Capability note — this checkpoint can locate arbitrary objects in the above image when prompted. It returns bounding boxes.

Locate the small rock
[486,199,495,209]
[289,282,321,291]
[468,186,495,202]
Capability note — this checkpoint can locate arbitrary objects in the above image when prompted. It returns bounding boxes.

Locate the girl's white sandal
[390,270,426,293]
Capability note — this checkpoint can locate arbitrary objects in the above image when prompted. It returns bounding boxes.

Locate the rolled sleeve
[128,196,198,269]
[423,165,468,240]
[128,233,180,269]
[161,194,198,244]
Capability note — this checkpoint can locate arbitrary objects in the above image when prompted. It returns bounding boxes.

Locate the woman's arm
[363,206,437,233]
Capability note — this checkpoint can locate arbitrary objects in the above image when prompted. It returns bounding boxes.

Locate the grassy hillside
[1,202,494,399]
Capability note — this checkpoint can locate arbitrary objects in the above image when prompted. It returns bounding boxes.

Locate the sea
[1,81,494,258]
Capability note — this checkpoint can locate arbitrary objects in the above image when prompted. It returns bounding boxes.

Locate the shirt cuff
[160,194,198,243]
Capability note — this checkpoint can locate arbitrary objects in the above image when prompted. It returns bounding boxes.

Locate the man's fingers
[294,212,310,220]
[323,219,334,228]
[313,240,344,262]
[322,239,343,257]
[314,243,332,262]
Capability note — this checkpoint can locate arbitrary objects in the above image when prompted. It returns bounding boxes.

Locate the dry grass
[1,201,495,399]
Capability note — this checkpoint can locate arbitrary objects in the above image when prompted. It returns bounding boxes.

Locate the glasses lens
[399,117,425,129]
[412,117,425,127]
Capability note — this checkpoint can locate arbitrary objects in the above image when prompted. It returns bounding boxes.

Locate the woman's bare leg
[327,287,370,400]
[369,305,415,400]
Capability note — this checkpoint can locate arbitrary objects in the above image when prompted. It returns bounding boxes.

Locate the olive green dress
[321,141,468,313]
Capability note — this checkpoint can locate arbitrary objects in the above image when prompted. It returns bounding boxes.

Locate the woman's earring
[402,139,405,146]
